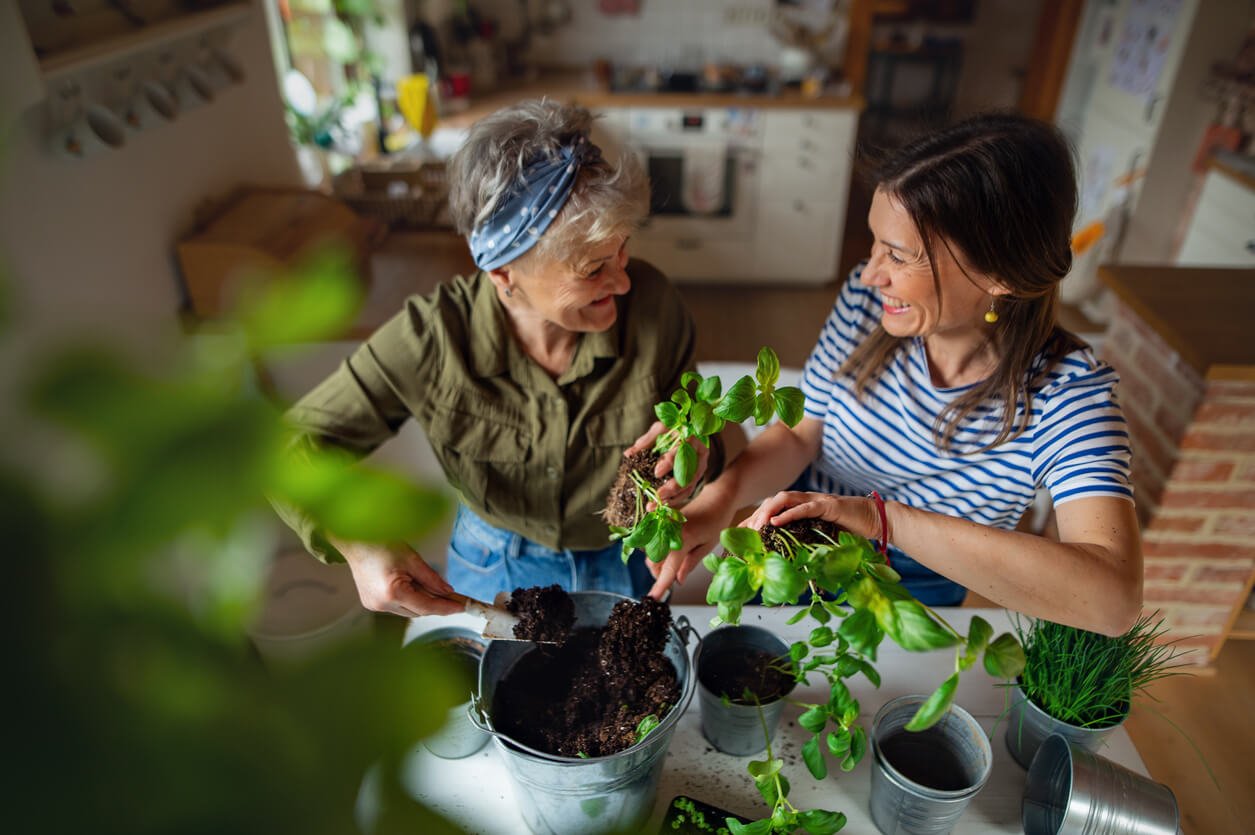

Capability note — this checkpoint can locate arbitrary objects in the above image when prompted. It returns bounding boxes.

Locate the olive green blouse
[278,259,713,562]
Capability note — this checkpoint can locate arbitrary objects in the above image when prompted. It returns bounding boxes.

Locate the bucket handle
[674,614,701,654]
[467,693,496,735]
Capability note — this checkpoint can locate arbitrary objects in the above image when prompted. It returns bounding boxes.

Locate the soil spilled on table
[602,449,664,529]
[759,518,846,555]
[506,584,575,644]
[491,595,680,757]
[697,647,795,705]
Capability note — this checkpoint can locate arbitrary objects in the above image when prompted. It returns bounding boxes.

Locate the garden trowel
[441,591,559,644]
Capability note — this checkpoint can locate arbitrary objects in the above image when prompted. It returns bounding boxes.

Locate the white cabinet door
[754,198,844,282]
[760,109,857,198]
[1177,168,1255,267]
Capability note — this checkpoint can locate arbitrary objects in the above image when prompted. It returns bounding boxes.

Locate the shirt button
[546,466,559,479]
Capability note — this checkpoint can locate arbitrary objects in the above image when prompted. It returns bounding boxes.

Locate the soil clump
[492,595,680,757]
[506,584,575,644]
[602,449,664,528]
[759,518,846,554]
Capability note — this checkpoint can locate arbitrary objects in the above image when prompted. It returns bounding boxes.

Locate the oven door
[627,134,761,282]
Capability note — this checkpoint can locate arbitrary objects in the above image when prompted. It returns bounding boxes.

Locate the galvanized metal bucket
[1005,683,1123,769]
[468,591,698,835]
[694,624,795,756]
[413,626,489,759]
[870,694,992,835]
[1022,733,1180,835]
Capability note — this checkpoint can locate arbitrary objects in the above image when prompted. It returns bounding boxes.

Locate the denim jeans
[885,544,967,606]
[444,505,653,601]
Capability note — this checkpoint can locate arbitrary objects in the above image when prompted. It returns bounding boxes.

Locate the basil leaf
[756,346,781,386]
[802,736,827,779]
[719,526,763,557]
[696,374,722,402]
[798,809,845,835]
[888,599,959,652]
[673,442,697,488]
[654,400,681,428]
[773,385,805,427]
[906,673,959,731]
[713,376,756,423]
[762,552,807,605]
[984,632,1026,679]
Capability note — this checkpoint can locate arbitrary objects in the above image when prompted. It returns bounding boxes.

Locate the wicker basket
[333,160,452,229]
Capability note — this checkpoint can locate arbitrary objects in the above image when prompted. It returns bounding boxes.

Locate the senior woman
[650,111,1142,637]
[274,100,720,619]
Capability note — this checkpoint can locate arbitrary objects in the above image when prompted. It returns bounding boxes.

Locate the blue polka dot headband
[469,136,601,271]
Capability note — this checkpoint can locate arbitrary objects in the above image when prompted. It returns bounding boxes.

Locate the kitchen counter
[398,607,1149,834]
[1099,264,1255,381]
[436,70,865,131]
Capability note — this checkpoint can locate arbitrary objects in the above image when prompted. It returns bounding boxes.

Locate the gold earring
[984,300,999,324]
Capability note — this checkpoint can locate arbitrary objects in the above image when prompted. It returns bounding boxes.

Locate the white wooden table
[399,607,1149,834]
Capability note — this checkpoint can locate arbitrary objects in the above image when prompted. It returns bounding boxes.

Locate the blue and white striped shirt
[799,266,1133,531]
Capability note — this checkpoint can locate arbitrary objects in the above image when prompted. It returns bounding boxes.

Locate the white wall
[0,4,301,369]
[530,0,782,69]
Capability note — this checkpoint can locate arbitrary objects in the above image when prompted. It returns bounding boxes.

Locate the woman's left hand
[743,490,881,541]
[625,421,710,507]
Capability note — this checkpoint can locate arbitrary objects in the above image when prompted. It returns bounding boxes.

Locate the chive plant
[1012,612,1191,728]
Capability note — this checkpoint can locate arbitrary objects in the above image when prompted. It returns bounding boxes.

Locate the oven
[596,107,765,282]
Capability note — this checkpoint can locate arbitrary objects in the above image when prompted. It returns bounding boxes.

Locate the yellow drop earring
[984,300,999,324]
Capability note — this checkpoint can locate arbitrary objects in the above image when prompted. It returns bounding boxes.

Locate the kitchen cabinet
[755,109,857,281]
[596,103,858,284]
[1176,161,1255,267]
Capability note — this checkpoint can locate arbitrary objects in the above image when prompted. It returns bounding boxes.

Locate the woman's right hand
[333,539,465,618]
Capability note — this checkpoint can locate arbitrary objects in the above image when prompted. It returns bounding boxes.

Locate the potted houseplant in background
[1005,612,1192,768]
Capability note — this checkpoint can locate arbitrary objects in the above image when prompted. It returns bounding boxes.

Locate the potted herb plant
[603,346,804,565]
[703,521,1026,834]
[694,623,797,756]
[1005,612,1191,768]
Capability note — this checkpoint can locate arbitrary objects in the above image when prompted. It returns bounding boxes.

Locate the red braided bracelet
[869,491,889,561]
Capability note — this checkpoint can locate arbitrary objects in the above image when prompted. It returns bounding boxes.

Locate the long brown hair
[843,111,1085,452]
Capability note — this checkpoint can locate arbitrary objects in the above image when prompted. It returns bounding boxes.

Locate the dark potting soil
[602,448,664,529]
[879,728,974,791]
[759,518,847,555]
[697,648,795,705]
[492,596,680,758]
[506,584,575,643]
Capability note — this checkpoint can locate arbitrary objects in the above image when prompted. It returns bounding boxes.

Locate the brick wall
[1100,299,1255,662]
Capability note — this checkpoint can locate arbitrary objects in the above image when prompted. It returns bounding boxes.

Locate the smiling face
[864,188,1006,341]
[502,235,631,333]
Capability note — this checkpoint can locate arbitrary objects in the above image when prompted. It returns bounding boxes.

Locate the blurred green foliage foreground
[1,250,465,834]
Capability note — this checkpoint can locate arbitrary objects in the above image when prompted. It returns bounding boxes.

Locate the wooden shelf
[1229,608,1255,641]
[39,1,251,84]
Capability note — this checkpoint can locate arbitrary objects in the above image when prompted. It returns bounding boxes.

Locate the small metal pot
[1005,683,1124,770]
[694,624,795,756]
[413,626,488,759]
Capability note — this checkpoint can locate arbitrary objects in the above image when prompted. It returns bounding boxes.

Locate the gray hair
[446,99,649,268]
